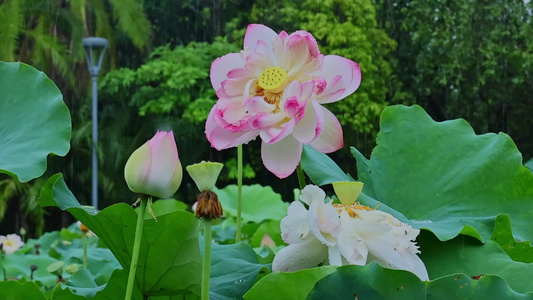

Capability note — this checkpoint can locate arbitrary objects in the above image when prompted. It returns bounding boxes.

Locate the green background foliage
[2,0,531,236]
[0,0,532,298]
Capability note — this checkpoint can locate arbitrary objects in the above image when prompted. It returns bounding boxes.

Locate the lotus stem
[125,195,147,300]
[201,220,212,300]
[297,163,306,190]
[236,145,243,242]
[82,232,87,269]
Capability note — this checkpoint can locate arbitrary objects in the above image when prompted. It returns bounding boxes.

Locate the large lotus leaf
[208,242,269,300]
[308,263,426,299]
[59,268,104,298]
[245,263,533,299]
[301,145,352,185]
[39,173,202,297]
[308,264,533,299]
[491,214,533,263]
[52,239,122,284]
[52,269,143,300]
[418,230,533,294]
[352,105,533,242]
[214,185,288,223]
[0,61,71,182]
[0,281,47,300]
[425,274,533,300]
[0,252,58,288]
[243,266,337,299]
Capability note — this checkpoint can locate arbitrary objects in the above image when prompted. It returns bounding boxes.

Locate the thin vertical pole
[91,75,98,210]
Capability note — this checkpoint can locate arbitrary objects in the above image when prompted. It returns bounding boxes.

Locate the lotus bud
[332,181,364,205]
[80,223,90,233]
[65,263,79,274]
[124,131,183,198]
[186,161,223,192]
[260,234,276,248]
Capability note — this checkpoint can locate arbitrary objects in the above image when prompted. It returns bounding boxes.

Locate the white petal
[272,237,328,272]
[337,211,368,265]
[280,201,310,244]
[299,185,326,206]
[404,252,430,281]
[328,246,343,266]
[308,199,340,247]
[365,235,413,271]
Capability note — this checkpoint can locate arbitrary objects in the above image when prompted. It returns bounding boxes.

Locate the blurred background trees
[0,0,531,236]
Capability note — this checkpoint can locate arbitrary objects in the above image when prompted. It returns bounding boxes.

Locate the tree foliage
[377,0,533,158]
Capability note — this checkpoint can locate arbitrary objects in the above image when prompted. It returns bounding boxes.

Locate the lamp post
[83,37,108,210]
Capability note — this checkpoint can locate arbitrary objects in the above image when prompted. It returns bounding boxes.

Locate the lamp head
[83,37,108,77]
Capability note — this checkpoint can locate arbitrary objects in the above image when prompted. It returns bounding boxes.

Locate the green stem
[201,220,212,300]
[1,253,5,281]
[296,163,306,190]
[125,195,148,300]
[82,232,87,269]
[236,145,243,242]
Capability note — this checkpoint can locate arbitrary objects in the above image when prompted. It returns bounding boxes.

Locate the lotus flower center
[333,203,374,218]
[5,240,13,246]
[258,67,288,91]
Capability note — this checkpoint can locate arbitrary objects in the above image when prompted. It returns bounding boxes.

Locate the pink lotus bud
[260,234,276,248]
[124,131,183,198]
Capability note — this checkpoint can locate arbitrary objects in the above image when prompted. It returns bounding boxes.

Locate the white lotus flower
[272,184,429,281]
[0,234,24,255]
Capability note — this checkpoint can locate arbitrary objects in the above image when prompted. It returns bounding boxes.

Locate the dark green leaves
[40,173,202,297]
[0,281,47,300]
[209,243,269,300]
[245,263,533,299]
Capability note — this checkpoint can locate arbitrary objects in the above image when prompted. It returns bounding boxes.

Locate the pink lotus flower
[206,24,361,178]
[124,131,183,198]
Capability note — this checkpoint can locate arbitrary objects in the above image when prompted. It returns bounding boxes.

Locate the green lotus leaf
[352,105,533,242]
[245,261,533,299]
[39,173,201,297]
[52,269,144,300]
[490,214,533,263]
[51,239,121,284]
[0,281,47,300]
[214,185,288,223]
[243,266,337,299]
[301,145,352,185]
[0,61,71,182]
[0,252,58,288]
[308,263,533,299]
[418,230,533,294]
[209,242,269,300]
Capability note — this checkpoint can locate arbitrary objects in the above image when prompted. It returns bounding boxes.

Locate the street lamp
[83,37,108,210]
